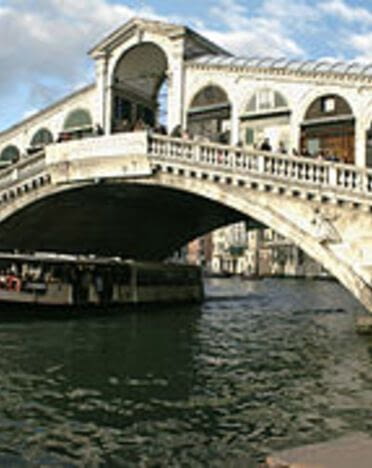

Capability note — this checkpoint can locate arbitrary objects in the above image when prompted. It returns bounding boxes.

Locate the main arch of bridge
[0,170,370,311]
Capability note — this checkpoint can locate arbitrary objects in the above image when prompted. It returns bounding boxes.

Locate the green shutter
[1,145,20,162]
[63,109,92,131]
[245,128,254,145]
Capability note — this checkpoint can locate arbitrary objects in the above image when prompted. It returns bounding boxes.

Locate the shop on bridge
[239,89,291,152]
[186,85,231,143]
[300,94,355,163]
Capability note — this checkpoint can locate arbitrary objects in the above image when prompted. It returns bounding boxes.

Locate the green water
[0,278,371,466]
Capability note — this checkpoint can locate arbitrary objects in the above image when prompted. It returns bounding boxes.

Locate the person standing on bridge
[260,137,272,152]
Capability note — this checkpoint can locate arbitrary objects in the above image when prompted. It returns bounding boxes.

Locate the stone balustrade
[148,134,372,198]
[0,132,371,205]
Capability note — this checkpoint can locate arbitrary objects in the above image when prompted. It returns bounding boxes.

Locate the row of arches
[105,38,368,166]
[187,84,359,164]
[0,108,93,164]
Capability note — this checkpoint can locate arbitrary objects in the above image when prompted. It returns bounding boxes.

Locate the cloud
[0,0,371,131]
[0,0,162,125]
[320,0,372,25]
[202,0,305,57]
[347,32,372,62]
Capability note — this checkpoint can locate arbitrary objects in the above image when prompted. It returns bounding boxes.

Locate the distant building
[187,222,329,278]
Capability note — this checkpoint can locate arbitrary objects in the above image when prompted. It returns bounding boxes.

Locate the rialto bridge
[0,18,372,311]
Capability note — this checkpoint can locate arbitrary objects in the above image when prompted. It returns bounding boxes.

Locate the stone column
[289,113,301,153]
[230,101,240,145]
[167,49,185,133]
[94,55,109,133]
[355,120,367,168]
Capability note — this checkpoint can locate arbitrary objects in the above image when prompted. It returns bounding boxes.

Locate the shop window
[307,138,320,155]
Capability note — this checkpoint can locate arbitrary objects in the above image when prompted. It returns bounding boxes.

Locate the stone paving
[265,433,372,468]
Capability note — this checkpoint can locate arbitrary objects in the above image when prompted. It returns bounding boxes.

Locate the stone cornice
[186,62,372,88]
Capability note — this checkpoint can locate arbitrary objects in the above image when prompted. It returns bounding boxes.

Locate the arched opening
[366,122,372,167]
[59,109,94,142]
[0,145,20,165]
[240,89,290,152]
[187,85,231,143]
[301,94,355,163]
[28,128,54,155]
[111,42,168,133]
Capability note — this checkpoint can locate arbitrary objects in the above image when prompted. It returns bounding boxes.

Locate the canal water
[0,278,372,467]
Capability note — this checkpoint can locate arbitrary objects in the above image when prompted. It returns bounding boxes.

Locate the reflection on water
[0,278,371,466]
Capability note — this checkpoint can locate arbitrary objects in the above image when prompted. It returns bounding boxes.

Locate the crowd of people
[53,115,343,165]
[255,137,341,162]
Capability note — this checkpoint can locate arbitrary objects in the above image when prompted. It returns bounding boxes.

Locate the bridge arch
[186,84,232,142]
[0,145,20,164]
[110,42,169,133]
[0,170,370,310]
[143,173,372,311]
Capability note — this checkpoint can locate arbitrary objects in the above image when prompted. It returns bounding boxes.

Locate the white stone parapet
[148,134,372,199]
[0,132,371,201]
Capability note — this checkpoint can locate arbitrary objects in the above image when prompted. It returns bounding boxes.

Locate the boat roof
[0,252,197,270]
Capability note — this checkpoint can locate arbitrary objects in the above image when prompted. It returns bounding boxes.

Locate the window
[31,128,53,148]
[246,90,288,113]
[259,89,272,110]
[321,97,335,113]
[307,138,320,155]
[245,128,254,145]
[0,145,20,163]
[63,109,93,131]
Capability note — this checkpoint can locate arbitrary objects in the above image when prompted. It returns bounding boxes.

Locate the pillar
[94,55,109,133]
[355,120,368,168]
[230,101,240,145]
[167,49,185,133]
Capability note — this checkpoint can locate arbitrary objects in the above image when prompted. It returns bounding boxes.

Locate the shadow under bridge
[0,182,260,259]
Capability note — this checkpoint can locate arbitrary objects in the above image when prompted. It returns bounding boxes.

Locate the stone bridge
[0,132,371,311]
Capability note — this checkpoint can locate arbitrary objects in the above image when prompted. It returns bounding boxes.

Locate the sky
[0,0,371,131]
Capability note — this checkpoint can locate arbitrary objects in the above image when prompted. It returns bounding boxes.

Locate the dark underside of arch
[0,183,263,259]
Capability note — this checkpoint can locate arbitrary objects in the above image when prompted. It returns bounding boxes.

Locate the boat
[0,252,203,309]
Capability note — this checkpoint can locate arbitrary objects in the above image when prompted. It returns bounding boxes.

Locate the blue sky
[0,0,371,131]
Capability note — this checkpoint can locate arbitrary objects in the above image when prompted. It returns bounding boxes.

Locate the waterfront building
[208,223,326,278]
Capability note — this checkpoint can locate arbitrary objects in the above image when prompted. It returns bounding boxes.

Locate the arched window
[111,42,168,133]
[301,94,355,163]
[240,89,290,151]
[30,128,53,148]
[63,109,93,131]
[246,89,288,113]
[187,85,231,142]
[0,145,20,164]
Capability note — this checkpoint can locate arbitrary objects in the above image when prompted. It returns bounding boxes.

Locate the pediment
[89,17,229,59]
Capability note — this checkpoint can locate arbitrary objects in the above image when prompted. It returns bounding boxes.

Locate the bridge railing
[148,134,372,197]
[0,151,46,191]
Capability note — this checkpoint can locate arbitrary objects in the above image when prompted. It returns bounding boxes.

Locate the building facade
[205,223,326,278]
